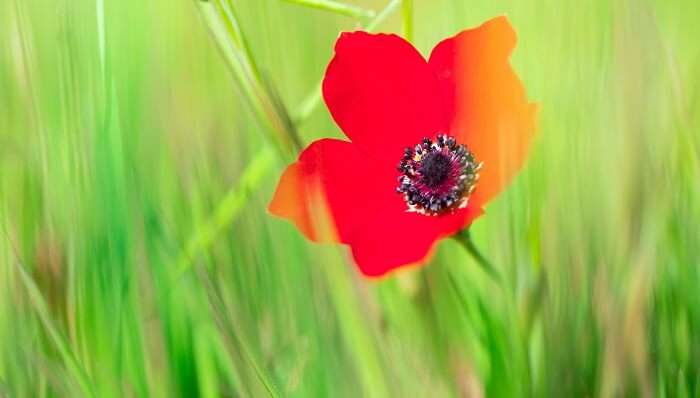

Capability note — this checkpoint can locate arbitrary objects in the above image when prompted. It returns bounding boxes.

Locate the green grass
[1,0,699,396]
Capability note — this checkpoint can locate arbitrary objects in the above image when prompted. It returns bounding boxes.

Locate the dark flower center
[396,135,481,215]
[420,152,452,188]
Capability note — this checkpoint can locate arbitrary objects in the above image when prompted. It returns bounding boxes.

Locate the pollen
[396,135,482,215]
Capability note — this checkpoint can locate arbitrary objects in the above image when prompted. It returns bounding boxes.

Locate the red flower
[269,16,537,277]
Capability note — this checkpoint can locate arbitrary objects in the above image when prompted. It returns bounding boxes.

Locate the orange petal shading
[269,138,389,244]
[428,16,538,208]
[268,162,319,241]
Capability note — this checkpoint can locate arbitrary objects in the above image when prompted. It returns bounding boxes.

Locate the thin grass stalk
[280,0,375,21]
[322,249,393,397]
[217,0,263,82]
[196,0,302,159]
[196,268,282,397]
[8,3,95,393]
[401,0,413,43]
[176,147,276,275]
[3,227,95,397]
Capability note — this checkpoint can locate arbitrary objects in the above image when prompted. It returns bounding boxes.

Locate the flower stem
[452,229,502,284]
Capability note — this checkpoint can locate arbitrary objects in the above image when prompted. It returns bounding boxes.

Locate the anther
[395,134,481,215]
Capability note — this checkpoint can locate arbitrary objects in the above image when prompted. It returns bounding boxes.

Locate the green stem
[196,0,302,159]
[216,0,263,83]
[281,0,375,21]
[3,224,95,397]
[452,229,502,284]
[401,0,413,43]
[365,0,401,31]
[176,147,276,276]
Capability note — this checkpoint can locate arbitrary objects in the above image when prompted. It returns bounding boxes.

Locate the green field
[1,0,699,396]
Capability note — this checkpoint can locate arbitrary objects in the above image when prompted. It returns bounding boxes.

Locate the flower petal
[323,31,447,166]
[268,161,317,240]
[348,204,483,277]
[269,138,391,243]
[269,138,483,277]
[428,16,537,208]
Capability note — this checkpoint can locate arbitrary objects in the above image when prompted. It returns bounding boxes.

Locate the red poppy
[269,16,537,277]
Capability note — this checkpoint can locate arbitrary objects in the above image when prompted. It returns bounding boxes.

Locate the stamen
[395,134,481,216]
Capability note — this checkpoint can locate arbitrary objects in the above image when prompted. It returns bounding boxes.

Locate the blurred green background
[1,0,699,396]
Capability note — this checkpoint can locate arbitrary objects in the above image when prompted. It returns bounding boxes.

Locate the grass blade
[3,228,95,397]
[176,147,277,275]
[196,0,302,159]
[281,0,375,21]
[401,0,413,43]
